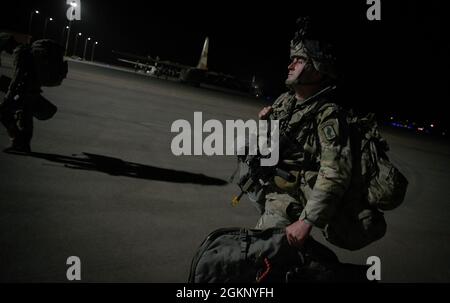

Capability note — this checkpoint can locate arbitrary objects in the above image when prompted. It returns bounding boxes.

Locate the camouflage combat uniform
[255,90,353,231]
[253,16,352,231]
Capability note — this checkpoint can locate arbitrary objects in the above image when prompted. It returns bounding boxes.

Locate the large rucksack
[307,107,409,250]
[295,97,409,213]
[29,39,68,87]
[188,227,370,283]
[349,112,408,211]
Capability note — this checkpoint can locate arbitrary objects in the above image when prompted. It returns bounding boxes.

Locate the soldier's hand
[286,219,312,248]
[258,106,272,120]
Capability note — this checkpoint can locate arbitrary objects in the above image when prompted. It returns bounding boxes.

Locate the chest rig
[269,85,337,172]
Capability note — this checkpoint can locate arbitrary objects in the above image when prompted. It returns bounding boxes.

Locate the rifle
[231,137,295,206]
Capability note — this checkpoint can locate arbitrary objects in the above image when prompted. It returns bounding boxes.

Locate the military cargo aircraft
[113,37,259,95]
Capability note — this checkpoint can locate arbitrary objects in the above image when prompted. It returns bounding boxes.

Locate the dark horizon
[1,0,449,128]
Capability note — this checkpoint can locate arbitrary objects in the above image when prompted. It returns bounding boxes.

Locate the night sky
[2,0,449,128]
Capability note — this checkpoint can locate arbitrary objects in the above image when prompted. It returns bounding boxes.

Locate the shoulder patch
[320,119,339,142]
[323,125,336,141]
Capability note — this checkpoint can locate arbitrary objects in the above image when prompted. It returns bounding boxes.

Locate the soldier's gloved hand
[258,106,272,120]
[286,219,312,248]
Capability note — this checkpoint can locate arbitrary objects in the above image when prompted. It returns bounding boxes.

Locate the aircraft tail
[197,37,209,70]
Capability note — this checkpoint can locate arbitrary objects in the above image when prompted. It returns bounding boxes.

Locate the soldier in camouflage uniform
[255,17,353,249]
[0,43,40,152]
[1,39,66,153]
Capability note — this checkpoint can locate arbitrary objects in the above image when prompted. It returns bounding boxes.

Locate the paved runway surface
[1,57,449,282]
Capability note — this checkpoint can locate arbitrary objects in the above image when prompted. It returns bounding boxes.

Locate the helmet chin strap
[290,75,323,86]
[285,60,324,88]
[286,71,322,87]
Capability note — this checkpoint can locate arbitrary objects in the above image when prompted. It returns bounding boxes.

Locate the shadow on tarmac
[4,150,228,185]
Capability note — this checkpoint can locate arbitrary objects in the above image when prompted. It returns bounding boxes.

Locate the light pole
[64,21,72,56]
[28,10,39,36]
[43,17,53,39]
[91,41,98,61]
[73,32,82,57]
[61,25,70,46]
[65,1,77,56]
[83,37,91,60]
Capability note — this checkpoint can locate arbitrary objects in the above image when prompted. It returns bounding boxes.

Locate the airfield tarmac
[1,56,449,282]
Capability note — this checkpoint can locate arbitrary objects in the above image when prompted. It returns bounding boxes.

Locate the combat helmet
[290,16,337,80]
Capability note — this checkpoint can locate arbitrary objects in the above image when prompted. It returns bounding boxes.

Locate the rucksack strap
[283,85,337,137]
[239,229,249,261]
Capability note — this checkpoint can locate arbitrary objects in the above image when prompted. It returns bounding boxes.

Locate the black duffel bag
[189,227,370,283]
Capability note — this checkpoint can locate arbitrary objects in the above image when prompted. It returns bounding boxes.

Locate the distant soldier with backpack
[0,38,67,152]
[235,17,408,251]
